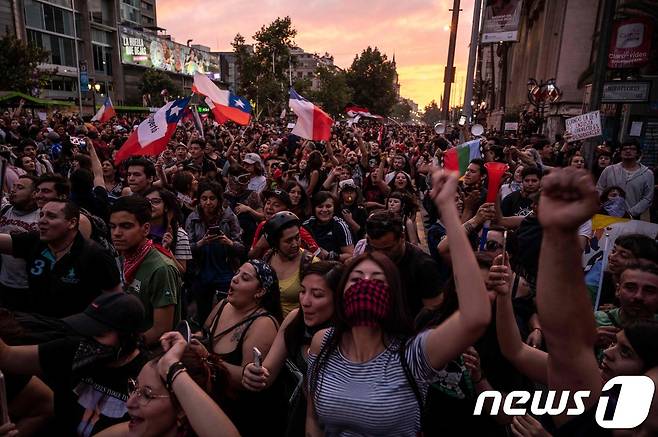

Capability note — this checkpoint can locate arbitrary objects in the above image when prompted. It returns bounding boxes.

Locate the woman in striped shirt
[306,169,492,436]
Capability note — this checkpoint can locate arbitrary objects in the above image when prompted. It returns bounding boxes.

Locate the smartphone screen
[208,226,223,236]
[458,116,467,126]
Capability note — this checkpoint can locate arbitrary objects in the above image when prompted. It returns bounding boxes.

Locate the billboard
[120,26,220,76]
[608,17,653,69]
[482,0,523,43]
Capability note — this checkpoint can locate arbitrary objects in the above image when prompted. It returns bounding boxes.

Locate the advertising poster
[120,26,220,77]
[482,0,523,43]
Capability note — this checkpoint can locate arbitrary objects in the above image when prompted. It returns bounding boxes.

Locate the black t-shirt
[343,203,368,240]
[501,191,534,217]
[11,232,120,318]
[302,216,353,253]
[397,243,442,316]
[38,337,147,436]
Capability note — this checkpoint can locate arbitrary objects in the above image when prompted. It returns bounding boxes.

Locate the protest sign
[565,111,602,141]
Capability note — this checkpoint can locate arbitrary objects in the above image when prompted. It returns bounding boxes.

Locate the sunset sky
[157,0,476,109]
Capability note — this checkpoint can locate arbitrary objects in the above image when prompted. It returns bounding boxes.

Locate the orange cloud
[156,0,476,108]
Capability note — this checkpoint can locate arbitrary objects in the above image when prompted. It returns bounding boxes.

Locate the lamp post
[526,78,561,134]
[88,82,101,113]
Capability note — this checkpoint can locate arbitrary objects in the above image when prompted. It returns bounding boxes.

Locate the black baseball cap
[263,188,292,209]
[63,292,146,336]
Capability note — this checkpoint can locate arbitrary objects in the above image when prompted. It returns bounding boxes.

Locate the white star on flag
[234,99,245,109]
[169,105,181,117]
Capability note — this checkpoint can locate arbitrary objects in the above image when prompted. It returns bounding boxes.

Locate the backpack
[79,208,118,258]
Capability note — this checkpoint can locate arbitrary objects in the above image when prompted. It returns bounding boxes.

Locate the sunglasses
[231,174,250,184]
[484,240,504,251]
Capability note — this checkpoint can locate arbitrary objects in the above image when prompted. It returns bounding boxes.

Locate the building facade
[479,0,658,161]
[1,0,222,112]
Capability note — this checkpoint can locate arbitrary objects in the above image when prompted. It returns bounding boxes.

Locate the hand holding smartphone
[253,347,262,368]
[176,320,191,344]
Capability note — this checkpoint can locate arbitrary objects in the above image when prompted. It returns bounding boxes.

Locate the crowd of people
[0,104,656,437]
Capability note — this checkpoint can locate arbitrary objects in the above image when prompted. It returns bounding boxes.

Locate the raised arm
[424,169,491,369]
[158,332,240,437]
[536,167,601,426]
[87,140,106,189]
[492,257,548,384]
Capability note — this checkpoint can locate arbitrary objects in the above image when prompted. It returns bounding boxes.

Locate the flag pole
[594,231,610,311]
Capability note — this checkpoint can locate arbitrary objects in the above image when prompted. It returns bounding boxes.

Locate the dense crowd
[0,103,656,437]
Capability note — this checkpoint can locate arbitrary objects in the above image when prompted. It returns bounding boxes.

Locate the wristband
[165,361,186,391]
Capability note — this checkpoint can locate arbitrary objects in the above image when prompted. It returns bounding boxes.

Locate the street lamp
[88,82,101,113]
[526,78,561,134]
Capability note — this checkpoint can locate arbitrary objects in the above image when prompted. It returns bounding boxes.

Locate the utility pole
[463,0,483,121]
[589,0,616,111]
[441,0,461,122]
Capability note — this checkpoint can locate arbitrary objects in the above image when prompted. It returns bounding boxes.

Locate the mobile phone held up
[253,347,262,368]
[175,320,191,344]
[208,226,224,237]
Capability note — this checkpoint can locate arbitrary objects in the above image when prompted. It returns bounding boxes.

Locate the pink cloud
[156,0,475,107]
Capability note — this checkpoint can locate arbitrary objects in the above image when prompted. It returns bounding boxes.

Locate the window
[93,44,112,75]
[141,1,153,11]
[88,0,113,26]
[120,2,140,24]
[24,0,74,36]
[27,29,76,67]
[47,77,77,92]
[91,29,112,45]
[143,16,153,25]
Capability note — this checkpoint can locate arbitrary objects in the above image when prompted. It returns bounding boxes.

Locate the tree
[0,33,51,94]
[139,69,182,106]
[390,100,413,123]
[307,66,352,118]
[232,17,297,116]
[421,100,442,125]
[345,47,397,116]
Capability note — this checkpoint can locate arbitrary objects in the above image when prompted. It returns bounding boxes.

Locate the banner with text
[565,111,602,141]
[119,26,220,77]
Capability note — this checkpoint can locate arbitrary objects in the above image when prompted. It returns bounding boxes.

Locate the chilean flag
[114,97,190,164]
[345,105,383,119]
[289,88,333,141]
[192,73,251,126]
[91,96,116,123]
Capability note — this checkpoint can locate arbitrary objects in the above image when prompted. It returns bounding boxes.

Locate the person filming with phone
[185,181,245,325]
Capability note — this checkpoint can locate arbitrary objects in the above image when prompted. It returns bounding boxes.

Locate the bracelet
[169,368,187,389]
[165,361,186,391]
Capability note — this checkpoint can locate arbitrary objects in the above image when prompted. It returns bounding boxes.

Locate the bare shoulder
[281,308,300,330]
[309,328,331,355]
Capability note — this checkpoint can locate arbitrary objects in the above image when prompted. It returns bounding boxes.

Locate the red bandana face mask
[343,279,391,327]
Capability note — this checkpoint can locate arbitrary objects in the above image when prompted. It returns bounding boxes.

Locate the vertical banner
[482,0,523,43]
[608,17,653,69]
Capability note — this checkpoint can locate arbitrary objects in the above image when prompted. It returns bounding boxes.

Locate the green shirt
[124,248,181,332]
[594,307,658,328]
